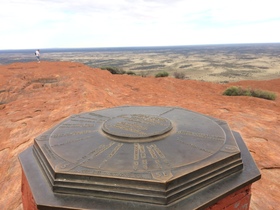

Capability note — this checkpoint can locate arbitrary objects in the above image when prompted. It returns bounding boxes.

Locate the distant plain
[1,43,280,83]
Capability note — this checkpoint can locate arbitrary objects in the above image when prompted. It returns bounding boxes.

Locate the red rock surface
[0,61,279,210]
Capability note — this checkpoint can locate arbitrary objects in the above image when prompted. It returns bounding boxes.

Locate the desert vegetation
[223,86,277,100]
[173,71,186,79]
[155,71,169,78]
[100,66,125,74]
[125,71,136,75]
[1,43,280,83]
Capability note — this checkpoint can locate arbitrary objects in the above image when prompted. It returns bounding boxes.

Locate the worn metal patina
[19,106,261,209]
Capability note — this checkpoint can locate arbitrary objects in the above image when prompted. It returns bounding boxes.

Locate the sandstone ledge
[0,61,279,209]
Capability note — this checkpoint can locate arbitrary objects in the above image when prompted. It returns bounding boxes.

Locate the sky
[1,0,280,49]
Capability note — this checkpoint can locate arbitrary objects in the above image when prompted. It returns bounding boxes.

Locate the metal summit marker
[19,106,261,210]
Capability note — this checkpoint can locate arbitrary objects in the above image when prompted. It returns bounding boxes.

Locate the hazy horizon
[1,42,280,52]
[1,43,280,83]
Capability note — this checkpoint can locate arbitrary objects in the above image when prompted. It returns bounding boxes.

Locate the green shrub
[223,86,276,100]
[173,72,185,79]
[155,71,169,78]
[126,71,136,75]
[223,86,245,96]
[249,89,277,100]
[100,66,125,74]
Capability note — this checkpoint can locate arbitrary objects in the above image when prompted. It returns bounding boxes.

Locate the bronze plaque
[33,106,243,205]
[102,114,173,140]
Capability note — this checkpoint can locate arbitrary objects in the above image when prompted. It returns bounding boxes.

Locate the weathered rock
[0,61,279,210]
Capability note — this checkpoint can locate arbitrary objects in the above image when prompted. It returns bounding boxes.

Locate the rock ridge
[0,61,279,210]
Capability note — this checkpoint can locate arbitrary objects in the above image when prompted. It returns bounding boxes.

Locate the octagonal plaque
[33,106,243,205]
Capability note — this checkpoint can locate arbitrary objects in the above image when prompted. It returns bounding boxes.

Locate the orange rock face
[0,61,279,210]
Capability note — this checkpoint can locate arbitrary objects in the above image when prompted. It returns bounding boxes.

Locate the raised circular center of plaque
[102,114,173,140]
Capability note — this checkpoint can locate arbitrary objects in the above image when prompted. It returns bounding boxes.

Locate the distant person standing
[35,49,40,63]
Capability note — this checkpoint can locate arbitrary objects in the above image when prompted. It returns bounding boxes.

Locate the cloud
[1,0,280,49]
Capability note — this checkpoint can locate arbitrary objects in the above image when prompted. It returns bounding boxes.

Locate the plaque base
[19,131,260,210]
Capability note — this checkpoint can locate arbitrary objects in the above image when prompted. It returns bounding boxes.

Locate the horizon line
[1,42,280,51]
